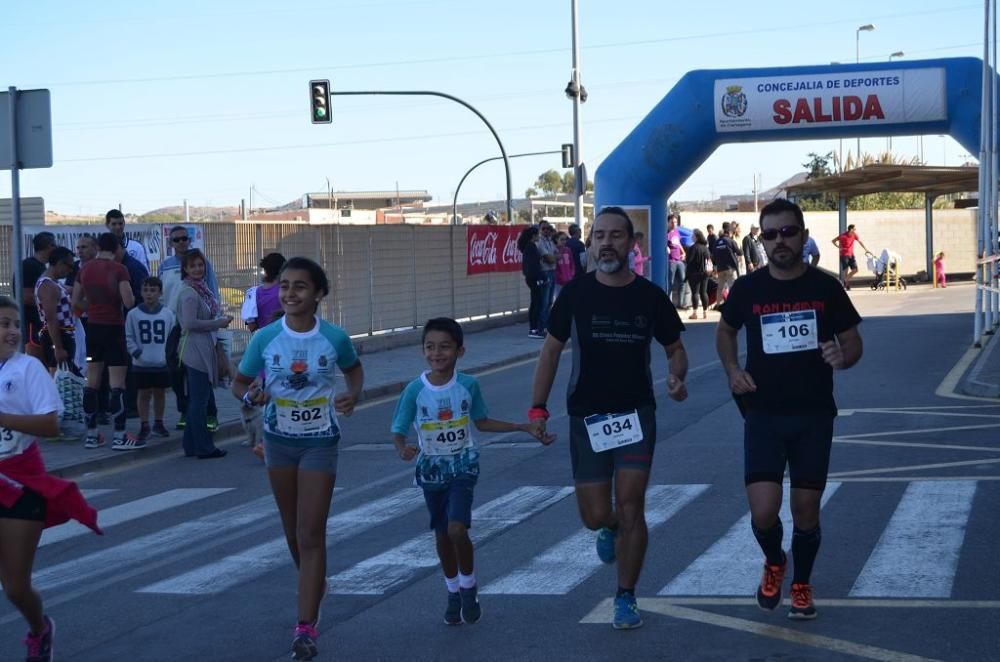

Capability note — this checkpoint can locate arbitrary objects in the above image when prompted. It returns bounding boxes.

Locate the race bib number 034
[761,310,818,354]
[274,397,332,436]
[584,410,643,453]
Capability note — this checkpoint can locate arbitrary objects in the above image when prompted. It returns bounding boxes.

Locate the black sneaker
[24,615,54,662]
[460,586,482,624]
[137,425,151,441]
[152,423,170,437]
[444,591,462,625]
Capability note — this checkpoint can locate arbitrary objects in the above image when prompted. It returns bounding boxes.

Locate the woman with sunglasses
[716,198,863,623]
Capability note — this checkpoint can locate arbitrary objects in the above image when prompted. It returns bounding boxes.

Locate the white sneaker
[111,433,147,451]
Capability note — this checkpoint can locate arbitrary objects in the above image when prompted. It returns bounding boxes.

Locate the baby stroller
[867,249,907,291]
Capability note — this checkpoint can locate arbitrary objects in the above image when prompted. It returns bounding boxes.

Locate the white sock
[458,572,476,589]
[444,574,460,593]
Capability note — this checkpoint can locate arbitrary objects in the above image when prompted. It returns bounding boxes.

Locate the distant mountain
[138,205,241,223]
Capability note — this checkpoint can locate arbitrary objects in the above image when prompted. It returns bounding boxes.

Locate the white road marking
[482,484,708,595]
[597,597,1000,608]
[581,600,941,661]
[851,480,977,598]
[836,423,1000,439]
[31,496,276,592]
[327,486,573,595]
[834,438,1000,453]
[829,457,1000,478]
[659,483,841,596]
[79,488,116,499]
[138,488,424,595]
[39,488,233,548]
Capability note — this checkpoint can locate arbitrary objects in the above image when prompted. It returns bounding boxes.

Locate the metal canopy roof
[784,164,979,199]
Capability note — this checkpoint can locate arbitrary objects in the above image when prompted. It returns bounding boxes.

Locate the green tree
[797,151,839,212]
[534,170,564,196]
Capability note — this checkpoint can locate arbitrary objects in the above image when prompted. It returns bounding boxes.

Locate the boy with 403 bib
[391,317,554,625]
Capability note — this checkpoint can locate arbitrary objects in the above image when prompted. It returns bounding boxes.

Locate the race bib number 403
[761,310,818,354]
[274,397,332,436]
[584,410,643,453]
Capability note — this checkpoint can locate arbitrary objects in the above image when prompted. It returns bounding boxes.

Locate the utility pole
[569,0,584,228]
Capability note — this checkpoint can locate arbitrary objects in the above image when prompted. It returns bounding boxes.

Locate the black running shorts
[743,410,834,490]
[0,488,47,522]
[569,405,657,482]
[85,323,128,367]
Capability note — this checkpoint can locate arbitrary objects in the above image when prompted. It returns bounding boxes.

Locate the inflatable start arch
[594,57,987,288]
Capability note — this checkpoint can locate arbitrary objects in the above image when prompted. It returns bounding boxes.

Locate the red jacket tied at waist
[0,442,102,534]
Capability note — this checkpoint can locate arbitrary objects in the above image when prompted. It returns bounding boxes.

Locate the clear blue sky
[0,0,987,215]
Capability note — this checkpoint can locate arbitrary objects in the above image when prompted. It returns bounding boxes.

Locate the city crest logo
[721,85,748,118]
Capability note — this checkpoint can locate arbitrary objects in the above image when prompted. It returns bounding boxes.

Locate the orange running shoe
[755,554,786,611]
[788,583,817,620]
[252,443,265,461]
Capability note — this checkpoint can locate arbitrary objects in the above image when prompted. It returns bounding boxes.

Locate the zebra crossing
[23,479,995,606]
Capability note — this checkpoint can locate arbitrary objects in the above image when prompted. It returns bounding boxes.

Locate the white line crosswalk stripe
[850,480,978,598]
[32,496,276,592]
[659,482,842,596]
[40,488,233,548]
[483,484,709,595]
[327,486,574,595]
[138,488,425,595]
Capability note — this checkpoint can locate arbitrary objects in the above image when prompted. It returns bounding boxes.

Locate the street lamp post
[567,0,586,228]
[856,24,875,165]
[888,51,904,152]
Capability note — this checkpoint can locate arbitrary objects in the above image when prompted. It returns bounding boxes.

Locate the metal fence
[1,222,526,354]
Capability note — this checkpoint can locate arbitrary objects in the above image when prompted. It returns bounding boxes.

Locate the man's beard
[596,249,626,273]
[768,246,803,270]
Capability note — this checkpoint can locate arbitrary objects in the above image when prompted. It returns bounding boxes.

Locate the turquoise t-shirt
[239,317,359,447]
[391,371,488,490]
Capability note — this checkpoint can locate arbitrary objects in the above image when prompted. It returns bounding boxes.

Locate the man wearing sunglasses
[158,226,221,430]
[716,198,863,622]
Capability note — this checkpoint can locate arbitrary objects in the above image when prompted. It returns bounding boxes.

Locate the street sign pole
[8,86,24,347]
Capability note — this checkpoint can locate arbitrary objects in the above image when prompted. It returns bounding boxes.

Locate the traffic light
[561,143,574,168]
[310,79,331,124]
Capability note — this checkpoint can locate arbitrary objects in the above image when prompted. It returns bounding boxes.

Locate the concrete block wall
[679,208,978,276]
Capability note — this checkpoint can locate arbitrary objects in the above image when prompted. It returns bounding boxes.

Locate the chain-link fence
[2,222,526,355]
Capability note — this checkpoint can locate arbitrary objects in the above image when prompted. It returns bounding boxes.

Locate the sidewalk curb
[48,347,545,480]
[958,330,1000,399]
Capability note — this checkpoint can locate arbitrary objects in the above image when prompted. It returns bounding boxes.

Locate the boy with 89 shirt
[391,317,554,626]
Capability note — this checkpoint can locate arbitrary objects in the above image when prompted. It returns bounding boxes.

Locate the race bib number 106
[761,310,818,354]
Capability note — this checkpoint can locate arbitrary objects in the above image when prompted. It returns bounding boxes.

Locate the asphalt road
[1,285,997,662]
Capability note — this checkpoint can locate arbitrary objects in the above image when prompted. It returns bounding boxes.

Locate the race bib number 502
[761,310,818,354]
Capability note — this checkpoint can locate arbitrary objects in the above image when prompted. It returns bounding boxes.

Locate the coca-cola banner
[466,225,527,275]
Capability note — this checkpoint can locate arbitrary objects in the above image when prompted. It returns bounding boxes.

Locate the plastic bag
[55,362,87,440]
